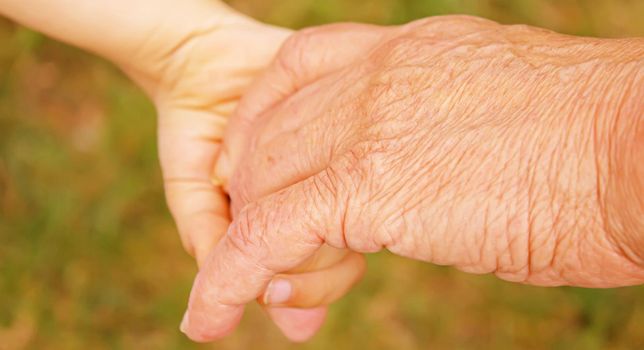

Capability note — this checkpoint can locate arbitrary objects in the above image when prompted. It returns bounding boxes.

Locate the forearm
[0,0,235,65]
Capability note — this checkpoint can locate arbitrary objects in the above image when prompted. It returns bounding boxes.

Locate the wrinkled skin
[0,0,365,342]
[182,16,644,341]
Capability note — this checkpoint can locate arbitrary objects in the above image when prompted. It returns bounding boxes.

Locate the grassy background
[1,0,643,349]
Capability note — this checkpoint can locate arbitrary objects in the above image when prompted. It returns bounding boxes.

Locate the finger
[265,307,327,343]
[165,181,230,267]
[286,244,351,274]
[230,106,351,210]
[226,71,355,213]
[216,23,391,184]
[228,95,357,213]
[159,108,229,267]
[181,170,348,342]
[261,252,366,308]
[263,245,349,341]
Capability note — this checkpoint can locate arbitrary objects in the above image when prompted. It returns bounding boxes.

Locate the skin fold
[181,16,644,341]
[0,0,365,342]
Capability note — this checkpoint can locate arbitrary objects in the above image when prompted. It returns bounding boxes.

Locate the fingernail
[180,311,189,333]
[264,279,292,305]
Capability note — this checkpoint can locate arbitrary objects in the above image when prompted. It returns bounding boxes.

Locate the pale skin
[0,0,365,342]
[181,16,644,341]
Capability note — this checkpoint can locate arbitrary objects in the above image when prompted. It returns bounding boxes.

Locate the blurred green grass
[1,1,643,349]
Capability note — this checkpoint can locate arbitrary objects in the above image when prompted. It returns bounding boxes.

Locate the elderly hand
[0,0,367,342]
[182,16,644,341]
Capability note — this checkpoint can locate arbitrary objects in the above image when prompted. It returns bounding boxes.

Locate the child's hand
[1,0,365,342]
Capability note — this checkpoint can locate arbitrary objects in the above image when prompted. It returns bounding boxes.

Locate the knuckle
[505,23,533,33]
[332,147,370,192]
[327,150,385,253]
[503,23,551,36]
[280,21,380,63]
[228,205,264,253]
[341,204,386,253]
[275,30,318,74]
[335,141,416,254]
[361,46,430,120]
[342,221,372,252]
[277,23,360,74]
[370,35,423,69]
[404,15,497,35]
[287,23,355,48]
[311,166,345,203]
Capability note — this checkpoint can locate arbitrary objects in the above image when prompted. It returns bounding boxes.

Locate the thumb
[215,23,391,185]
[180,170,347,342]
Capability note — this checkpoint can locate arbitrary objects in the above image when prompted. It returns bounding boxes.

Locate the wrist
[500,38,644,286]
[598,57,644,270]
[119,3,289,101]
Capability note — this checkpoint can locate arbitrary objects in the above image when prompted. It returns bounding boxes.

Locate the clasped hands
[183,16,644,341]
[3,0,642,344]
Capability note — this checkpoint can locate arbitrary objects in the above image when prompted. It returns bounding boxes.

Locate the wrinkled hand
[0,0,366,342]
[182,16,644,340]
